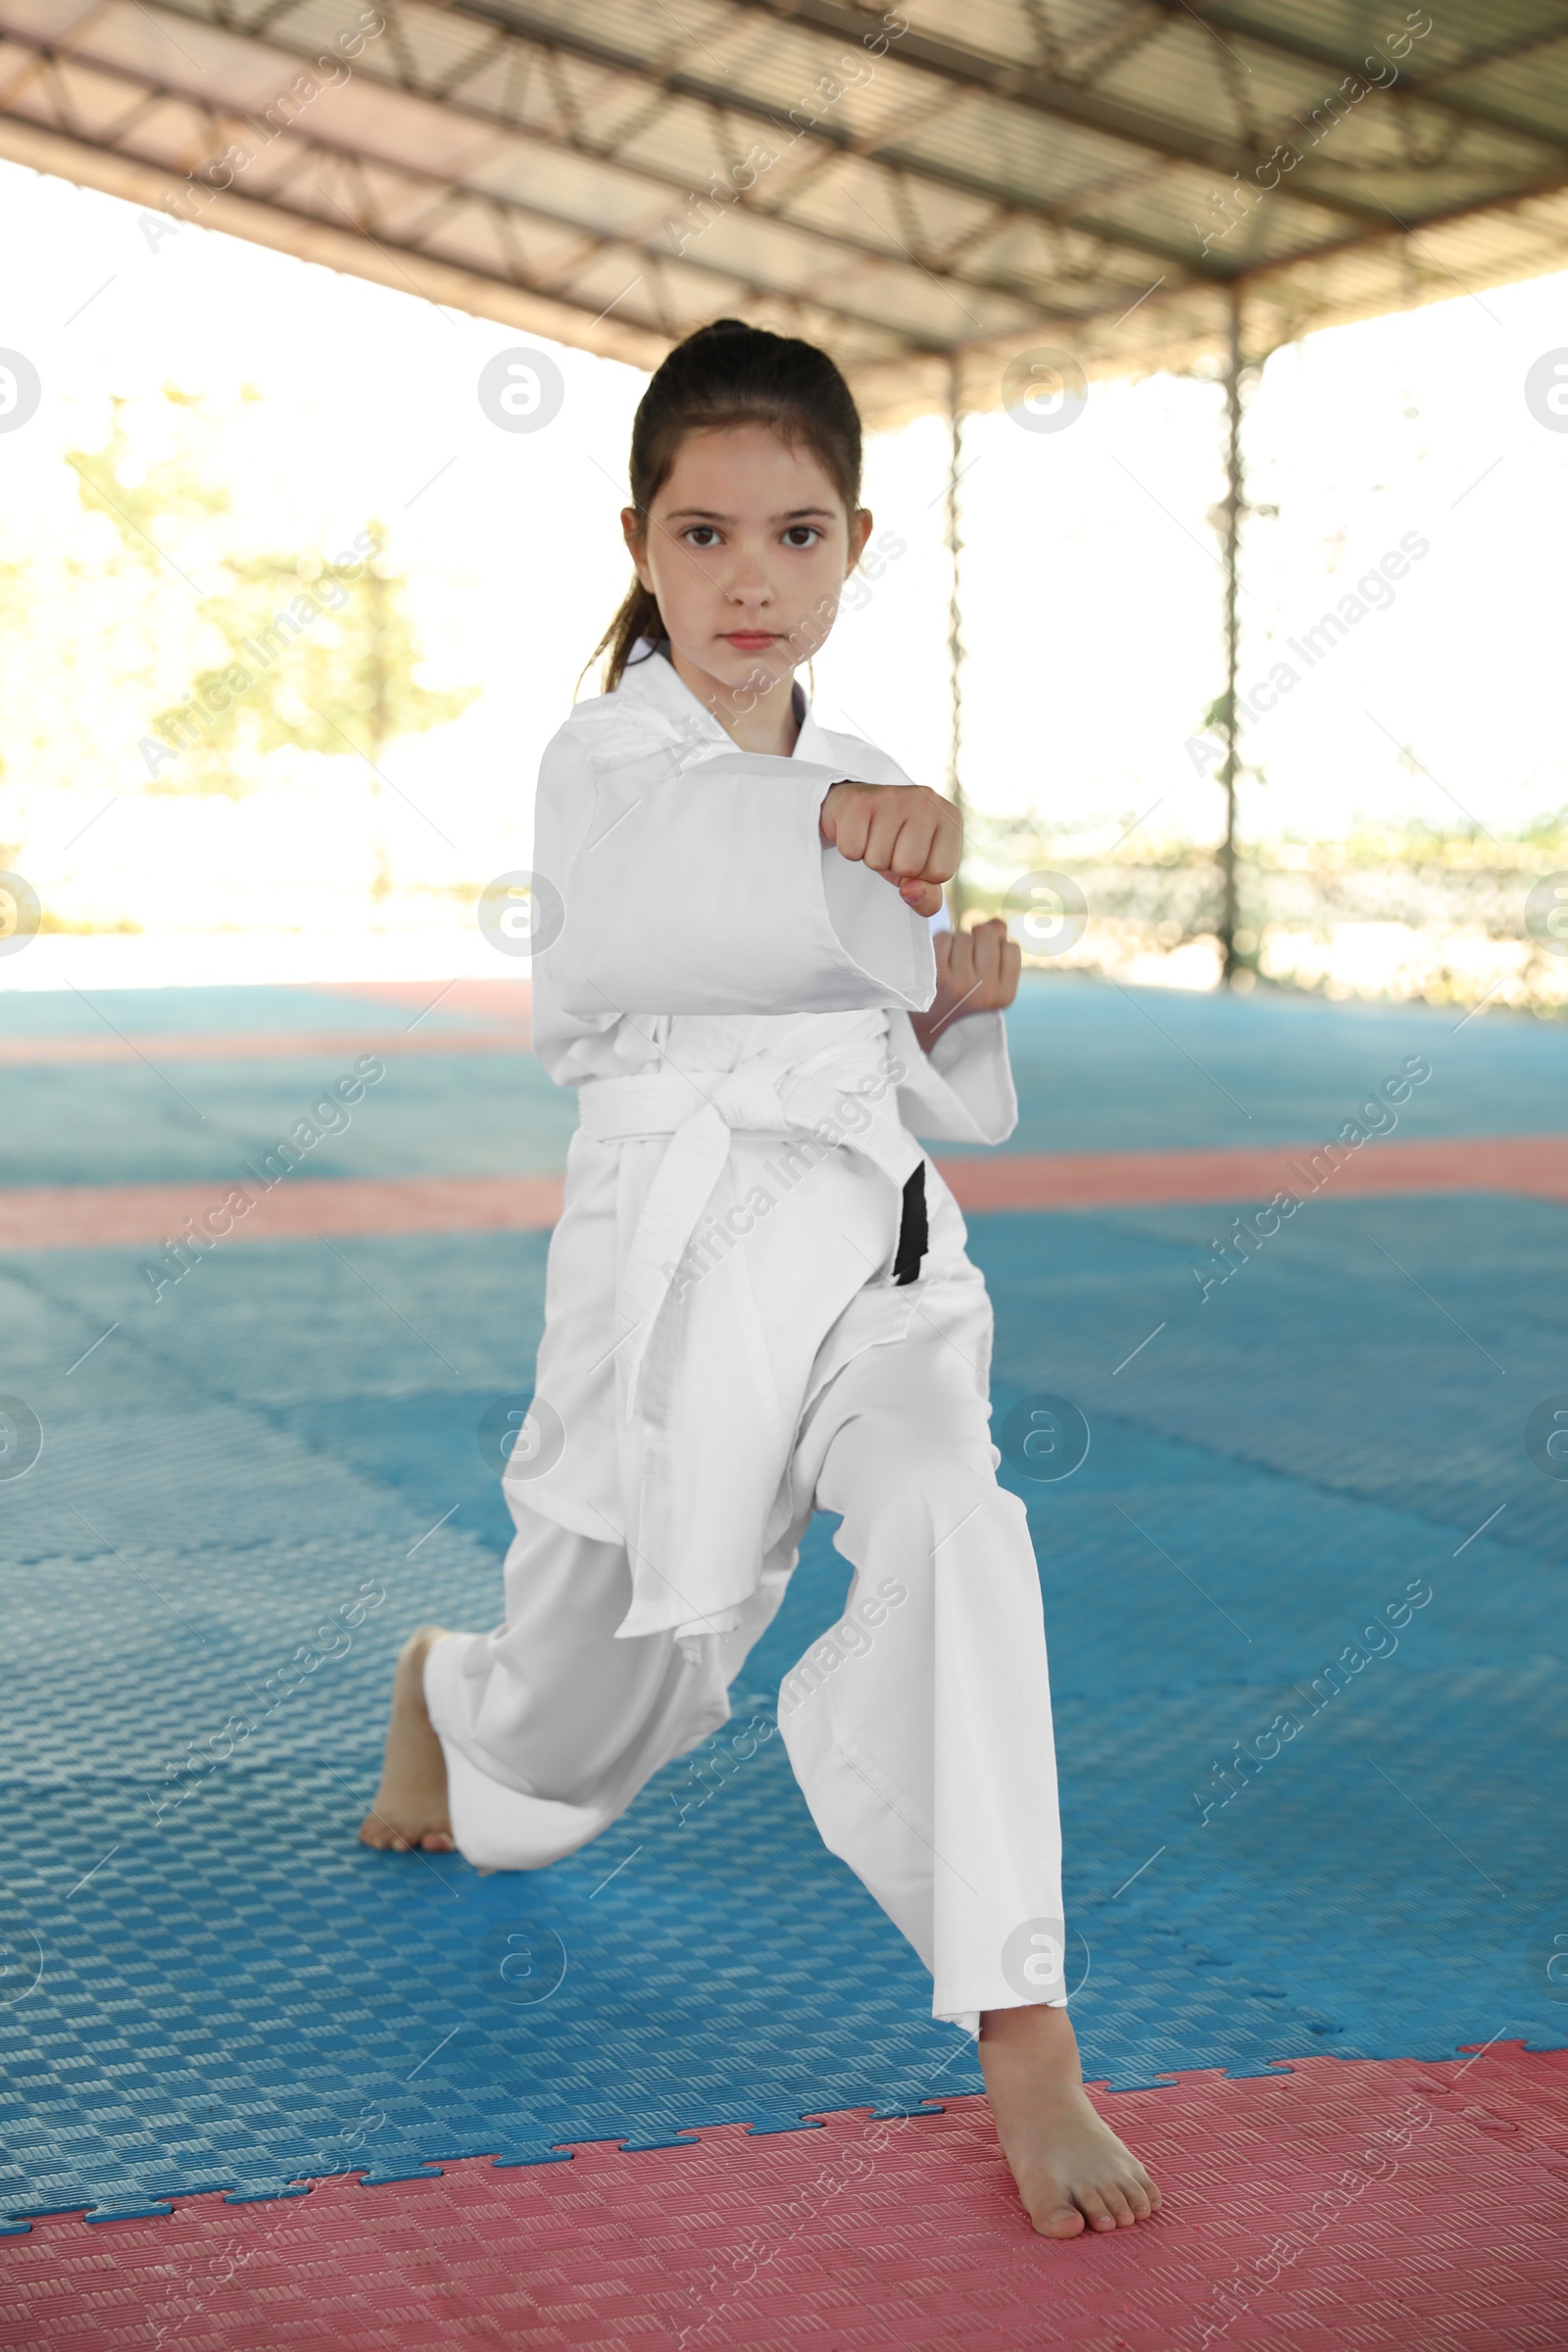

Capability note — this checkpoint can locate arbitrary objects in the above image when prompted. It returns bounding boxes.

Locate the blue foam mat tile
[976,1195,1568,1563]
[4,1047,1568,2220]
[0,984,509,1043]
[0,1707,982,2220]
[995,974,1568,1155]
[0,1051,577,1188]
[2,1232,551,1421]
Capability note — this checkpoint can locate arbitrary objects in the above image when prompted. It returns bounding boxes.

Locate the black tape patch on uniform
[893,1162,929,1287]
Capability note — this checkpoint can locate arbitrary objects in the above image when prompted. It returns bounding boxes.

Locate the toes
[1077,2188,1118,2232]
[1032,2201,1086,2239]
[362,1814,411,1852]
[362,1817,453,1855]
[1101,2183,1138,2228]
[1123,2162,1161,2217]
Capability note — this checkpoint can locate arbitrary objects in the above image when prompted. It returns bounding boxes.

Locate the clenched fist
[819,780,961,920]
[909,917,1021,1055]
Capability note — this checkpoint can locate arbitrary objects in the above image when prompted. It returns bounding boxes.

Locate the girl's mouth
[722,631,778,651]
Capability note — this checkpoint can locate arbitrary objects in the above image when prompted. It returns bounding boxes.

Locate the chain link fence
[961,813,1568,1012]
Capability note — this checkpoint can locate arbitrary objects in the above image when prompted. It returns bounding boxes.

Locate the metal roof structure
[1,0,1566,418]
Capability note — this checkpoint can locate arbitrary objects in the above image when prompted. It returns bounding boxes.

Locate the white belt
[578,1052,920,1423]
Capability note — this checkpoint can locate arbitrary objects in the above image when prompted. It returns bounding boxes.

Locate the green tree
[70,390,476,892]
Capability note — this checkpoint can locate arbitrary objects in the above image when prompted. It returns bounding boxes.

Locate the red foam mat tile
[0,1173,567,1250]
[3,2048,1565,2351]
[11,1137,1568,1253]
[944,1135,1568,1210]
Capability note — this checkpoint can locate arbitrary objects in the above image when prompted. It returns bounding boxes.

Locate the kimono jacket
[519,646,1019,1649]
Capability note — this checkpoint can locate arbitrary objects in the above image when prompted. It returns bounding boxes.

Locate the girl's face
[623,421,872,713]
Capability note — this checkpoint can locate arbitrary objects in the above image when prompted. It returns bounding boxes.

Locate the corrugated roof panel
[0,0,1563,417]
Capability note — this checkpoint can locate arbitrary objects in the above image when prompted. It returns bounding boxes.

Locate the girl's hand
[819,781,961,920]
[909,918,1020,1055]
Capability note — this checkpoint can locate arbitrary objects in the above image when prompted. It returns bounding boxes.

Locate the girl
[361,318,1159,2238]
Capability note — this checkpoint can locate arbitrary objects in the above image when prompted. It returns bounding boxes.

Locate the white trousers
[424,1324,1068,2029]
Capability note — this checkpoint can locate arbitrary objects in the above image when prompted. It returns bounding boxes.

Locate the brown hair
[589,318,863,693]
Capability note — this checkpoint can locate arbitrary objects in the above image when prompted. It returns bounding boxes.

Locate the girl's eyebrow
[663,507,837,524]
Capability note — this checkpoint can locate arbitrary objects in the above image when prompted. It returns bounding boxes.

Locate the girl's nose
[721,551,773,605]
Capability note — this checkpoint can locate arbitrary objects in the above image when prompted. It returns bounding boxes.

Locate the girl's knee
[826,1409,994,1513]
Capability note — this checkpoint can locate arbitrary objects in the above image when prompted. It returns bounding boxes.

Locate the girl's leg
[776,1330,1159,2235]
[359,1625,458,1854]
[778,1329,1064,2027]
[365,1501,733,1871]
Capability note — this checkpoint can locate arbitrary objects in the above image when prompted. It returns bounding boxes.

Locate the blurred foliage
[958,806,1568,1011]
[63,389,475,799]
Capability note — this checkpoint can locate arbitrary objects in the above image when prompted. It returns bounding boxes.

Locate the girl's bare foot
[358,1627,455,1853]
[979,2003,1161,2238]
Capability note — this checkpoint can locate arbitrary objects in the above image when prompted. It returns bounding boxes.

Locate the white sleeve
[886,1007,1019,1146]
[538,730,937,1019]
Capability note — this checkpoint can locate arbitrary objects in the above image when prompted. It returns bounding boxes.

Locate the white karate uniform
[424,648,1067,2029]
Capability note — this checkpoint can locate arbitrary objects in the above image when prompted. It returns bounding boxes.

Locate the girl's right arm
[534,725,950,1023]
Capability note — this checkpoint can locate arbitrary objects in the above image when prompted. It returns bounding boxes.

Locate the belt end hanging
[892,1162,929,1287]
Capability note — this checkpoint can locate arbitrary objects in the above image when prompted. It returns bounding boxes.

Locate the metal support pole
[368,556,392,905]
[944,357,968,927]
[1218,286,1244,982]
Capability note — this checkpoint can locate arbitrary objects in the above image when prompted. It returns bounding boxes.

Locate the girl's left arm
[890,922,1021,1146]
[908,919,1020,1056]
[890,1004,1018,1146]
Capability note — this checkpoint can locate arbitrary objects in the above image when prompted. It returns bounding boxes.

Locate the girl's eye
[684,525,721,547]
[782,526,822,548]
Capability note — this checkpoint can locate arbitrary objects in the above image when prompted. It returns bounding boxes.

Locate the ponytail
[587,580,663,697]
